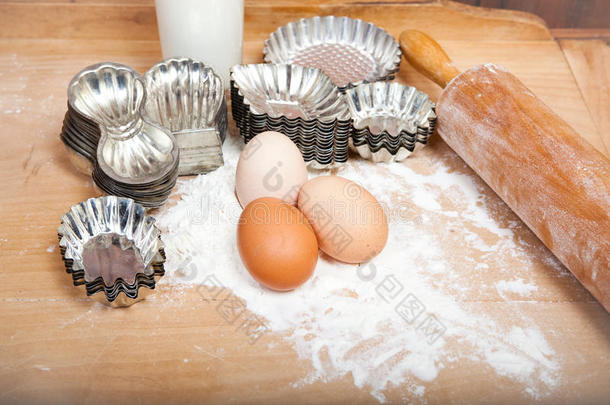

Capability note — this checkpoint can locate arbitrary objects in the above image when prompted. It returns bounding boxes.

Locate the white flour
[496,278,539,297]
[157,133,562,402]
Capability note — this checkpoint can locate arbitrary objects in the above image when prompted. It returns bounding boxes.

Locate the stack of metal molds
[61,99,101,175]
[144,57,227,176]
[62,62,179,208]
[58,196,165,307]
[263,16,402,90]
[345,82,437,163]
[231,63,351,169]
[60,59,228,207]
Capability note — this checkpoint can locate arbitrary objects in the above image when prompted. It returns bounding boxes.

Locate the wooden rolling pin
[400,30,610,311]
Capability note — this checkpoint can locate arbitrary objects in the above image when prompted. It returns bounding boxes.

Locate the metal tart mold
[230,63,350,169]
[144,58,227,175]
[345,82,436,163]
[63,62,180,208]
[263,16,401,90]
[57,196,165,307]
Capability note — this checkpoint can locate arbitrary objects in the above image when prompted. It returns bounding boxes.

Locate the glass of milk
[154,0,244,87]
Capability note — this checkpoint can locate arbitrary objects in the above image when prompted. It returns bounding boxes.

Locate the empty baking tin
[230,63,351,169]
[144,58,227,175]
[58,196,165,307]
[345,82,436,162]
[263,16,401,90]
[64,62,180,208]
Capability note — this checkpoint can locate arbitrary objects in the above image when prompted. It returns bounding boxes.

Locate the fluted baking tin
[345,82,436,162]
[58,196,165,307]
[60,108,98,174]
[231,63,349,121]
[230,63,350,168]
[69,63,179,183]
[66,62,179,207]
[144,57,227,175]
[263,16,401,90]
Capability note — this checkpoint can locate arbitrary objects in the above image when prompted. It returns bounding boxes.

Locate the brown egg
[237,197,318,291]
[297,176,388,264]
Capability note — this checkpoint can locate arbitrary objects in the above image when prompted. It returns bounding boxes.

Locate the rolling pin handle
[399,30,461,88]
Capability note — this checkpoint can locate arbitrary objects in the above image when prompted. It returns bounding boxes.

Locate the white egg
[235,131,308,208]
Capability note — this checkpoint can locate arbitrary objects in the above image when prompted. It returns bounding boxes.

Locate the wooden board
[0,1,608,404]
[559,39,610,156]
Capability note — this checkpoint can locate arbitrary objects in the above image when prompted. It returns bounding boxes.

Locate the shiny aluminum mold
[263,16,401,89]
[345,82,436,163]
[58,196,165,307]
[60,106,99,175]
[230,63,350,168]
[68,63,179,183]
[144,58,227,175]
[66,62,179,207]
[68,63,145,133]
[231,63,349,121]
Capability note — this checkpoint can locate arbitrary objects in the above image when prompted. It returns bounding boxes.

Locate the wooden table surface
[0,1,608,404]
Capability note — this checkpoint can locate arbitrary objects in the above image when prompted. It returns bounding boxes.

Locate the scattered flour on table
[156,135,561,402]
[496,278,539,297]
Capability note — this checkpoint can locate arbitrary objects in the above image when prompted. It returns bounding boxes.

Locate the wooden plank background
[0,1,608,404]
[3,0,609,30]
[456,0,609,29]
